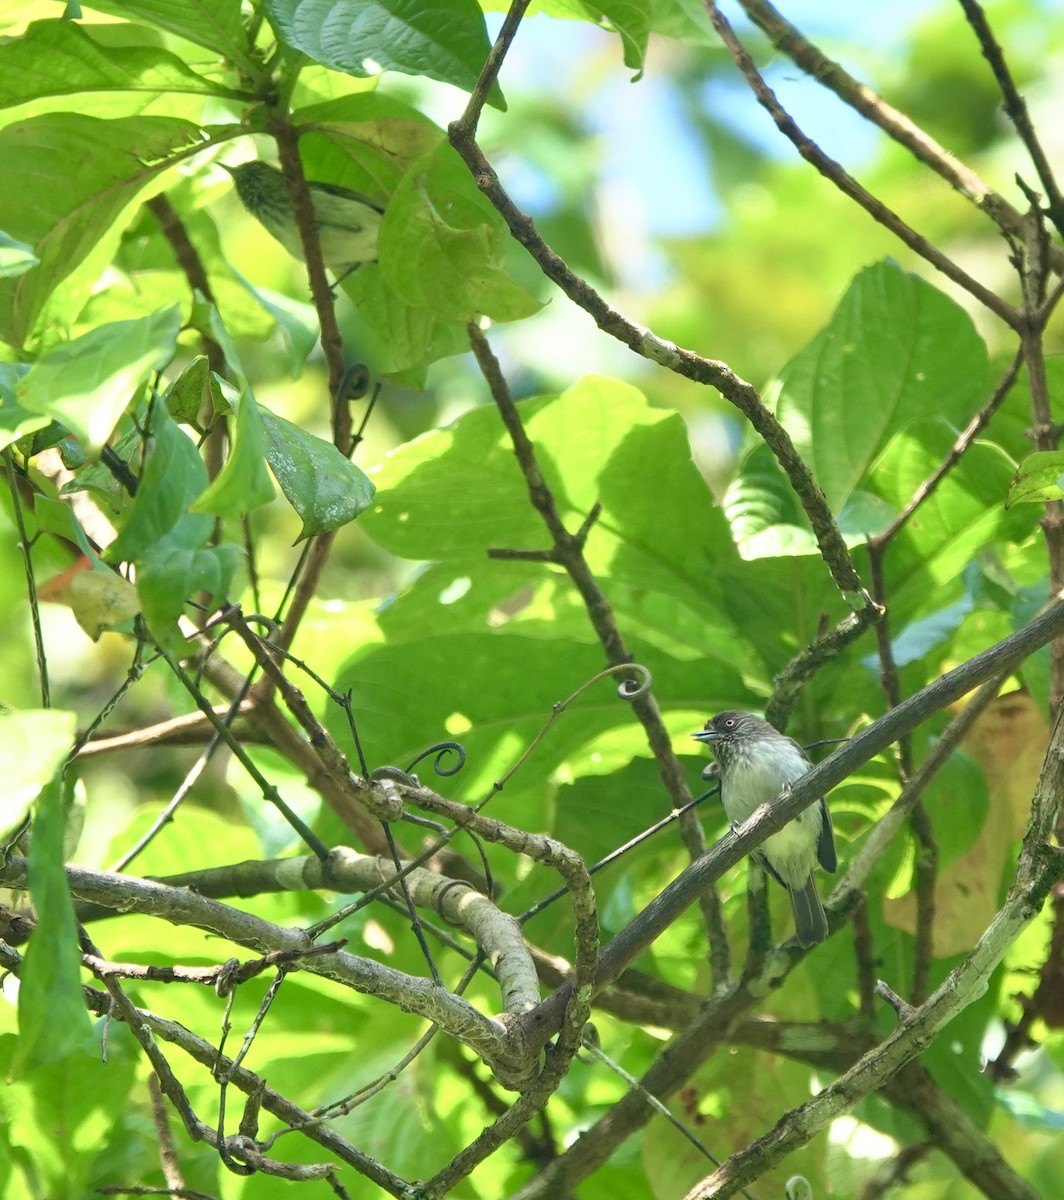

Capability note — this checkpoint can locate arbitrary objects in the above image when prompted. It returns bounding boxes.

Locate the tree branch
[702,0,1021,329]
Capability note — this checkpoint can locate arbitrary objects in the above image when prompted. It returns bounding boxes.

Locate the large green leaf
[332,629,744,812]
[105,404,212,563]
[0,19,233,110]
[0,709,77,839]
[259,406,376,539]
[293,92,444,196]
[379,143,542,323]
[14,775,93,1076]
[290,96,531,369]
[341,263,472,374]
[870,421,1038,622]
[16,305,181,451]
[363,376,770,676]
[765,260,991,514]
[78,0,248,59]
[0,113,203,347]
[723,443,897,559]
[191,390,276,517]
[264,0,503,106]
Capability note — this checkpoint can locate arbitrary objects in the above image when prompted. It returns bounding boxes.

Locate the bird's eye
[724,718,734,727]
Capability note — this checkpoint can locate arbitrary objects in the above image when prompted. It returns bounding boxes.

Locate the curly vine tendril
[557,662,652,710]
[404,741,468,779]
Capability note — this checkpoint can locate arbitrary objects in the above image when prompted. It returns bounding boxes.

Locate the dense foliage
[1,2,1063,1199]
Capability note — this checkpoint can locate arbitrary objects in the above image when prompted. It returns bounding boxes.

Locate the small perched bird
[224,160,384,278]
[693,710,836,947]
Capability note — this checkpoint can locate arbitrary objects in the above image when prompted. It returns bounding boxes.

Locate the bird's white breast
[721,742,822,887]
[720,742,809,822]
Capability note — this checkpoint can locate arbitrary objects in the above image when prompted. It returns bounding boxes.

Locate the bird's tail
[789,876,828,947]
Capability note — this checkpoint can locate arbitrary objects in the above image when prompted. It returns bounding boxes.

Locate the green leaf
[234,279,319,372]
[33,494,96,558]
[870,422,1038,623]
[161,355,210,424]
[722,442,814,558]
[331,630,742,807]
[14,775,93,1076]
[0,230,38,278]
[662,0,714,37]
[364,377,692,559]
[75,0,248,59]
[190,390,276,517]
[362,392,560,558]
[553,757,680,864]
[293,92,444,196]
[105,404,212,564]
[259,406,376,540]
[363,375,761,675]
[0,19,232,110]
[16,305,181,451]
[924,749,989,871]
[341,263,470,374]
[67,565,142,640]
[0,113,203,347]
[1006,450,1064,507]
[0,1034,138,1199]
[137,541,243,640]
[379,143,542,322]
[0,362,51,451]
[264,0,503,107]
[723,447,897,559]
[767,260,991,514]
[0,709,77,836]
[578,1,651,74]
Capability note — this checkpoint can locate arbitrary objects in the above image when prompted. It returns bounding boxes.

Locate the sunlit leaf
[17,305,181,451]
[767,260,991,514]
[264,0,502,106]
[0,114,204,346]
[1006,450,1064,507]
[0,709,77,834]
[259,406,375,539]
[13,774,93,1075]
[0,19,233,109]
[191,390,276,517]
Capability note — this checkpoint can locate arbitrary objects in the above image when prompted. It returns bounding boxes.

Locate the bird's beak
[692,729,716,743]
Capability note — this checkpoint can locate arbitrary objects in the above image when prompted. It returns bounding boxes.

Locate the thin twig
[154,632,332,858]
[735,0,1064,275]
[466,323,731,981]
[446,155,873,620]
[457,0,532,132]
[147,1073,188,1198]
[868,351,1022,550]
[5,450,50,706]
[958,0,1064,237]
[766,607,880,728]
[520,598,1064,1049]
[683,699,1064,1200]
[702,0,1020,329]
